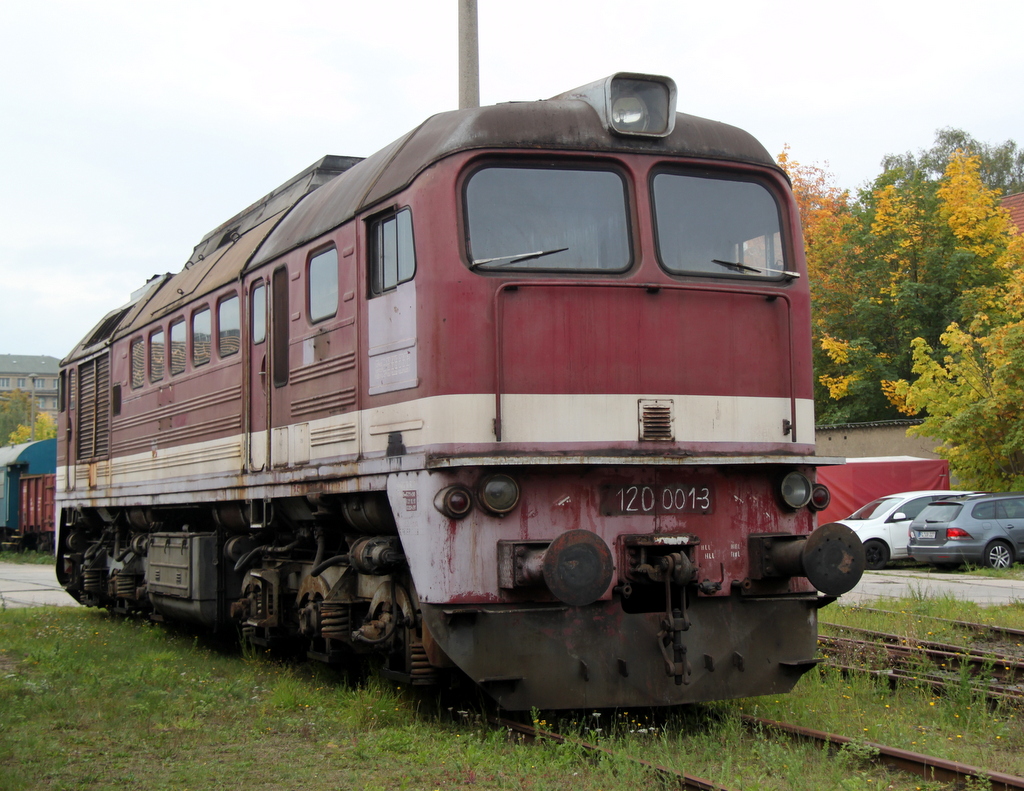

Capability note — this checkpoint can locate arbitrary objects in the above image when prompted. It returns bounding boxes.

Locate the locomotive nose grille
[639,400,674,441]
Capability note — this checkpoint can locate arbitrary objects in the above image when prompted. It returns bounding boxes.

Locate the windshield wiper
[711,258,801,279]
[471,247,569,269]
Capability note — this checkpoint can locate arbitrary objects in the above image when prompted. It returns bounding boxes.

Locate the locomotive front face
[54,73,862,711]
[396,464,861,709]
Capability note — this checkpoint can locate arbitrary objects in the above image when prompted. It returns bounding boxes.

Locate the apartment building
[0,354,60,419]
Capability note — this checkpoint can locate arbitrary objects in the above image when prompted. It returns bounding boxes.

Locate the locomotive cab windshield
[653,171,798,279]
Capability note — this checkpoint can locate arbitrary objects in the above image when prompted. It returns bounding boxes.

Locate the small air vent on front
[639,399,674,441]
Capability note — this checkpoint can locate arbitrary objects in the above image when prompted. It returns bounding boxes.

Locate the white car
[834,490,976,570]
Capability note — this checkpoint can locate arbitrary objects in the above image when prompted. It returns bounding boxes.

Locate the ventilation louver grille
[639,399,674,441]
[77,354,111,460]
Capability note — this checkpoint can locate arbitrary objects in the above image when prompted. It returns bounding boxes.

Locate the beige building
[0,354,60,419]
[815,420,941,460]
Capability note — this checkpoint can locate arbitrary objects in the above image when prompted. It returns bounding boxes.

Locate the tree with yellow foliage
[888,157,1024,487]
[791,143,1015,425]
[7,412,57,446]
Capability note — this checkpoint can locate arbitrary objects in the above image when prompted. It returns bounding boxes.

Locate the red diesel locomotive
[55,73,863,710]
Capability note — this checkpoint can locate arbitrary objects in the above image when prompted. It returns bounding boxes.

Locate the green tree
[887,181,1024,487]
[0,390,31,446]
[7,412,57,445]
[899,320,1024,490]
[777,148,861,423]
[802,149,1014,424]
[882,127,1024,196]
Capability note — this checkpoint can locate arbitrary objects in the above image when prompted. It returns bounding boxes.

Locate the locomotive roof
[65,86,779,361]
[251,99,778,266]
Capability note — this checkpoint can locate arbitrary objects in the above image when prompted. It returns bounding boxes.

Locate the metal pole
[29,382,36,441]
[458,0,479,109]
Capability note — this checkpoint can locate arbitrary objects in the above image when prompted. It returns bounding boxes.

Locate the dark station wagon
[908,492,1024,569]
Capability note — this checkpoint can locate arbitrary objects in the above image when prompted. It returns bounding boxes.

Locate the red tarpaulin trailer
[817,457,950,524]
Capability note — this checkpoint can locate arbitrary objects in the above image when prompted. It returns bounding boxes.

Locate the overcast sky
[2,0,1022,359]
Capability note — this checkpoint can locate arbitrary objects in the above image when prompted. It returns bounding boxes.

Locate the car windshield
[916,503,962,523]
[652,172,789,278]
[848,497,900,520]
[464,166,631,272]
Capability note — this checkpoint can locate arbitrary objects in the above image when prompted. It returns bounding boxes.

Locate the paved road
[839,567,1024,607]
[0,562,79,608]
[2,562,1024,610]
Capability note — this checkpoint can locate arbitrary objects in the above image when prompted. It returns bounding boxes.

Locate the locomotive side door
[246,277,270,471]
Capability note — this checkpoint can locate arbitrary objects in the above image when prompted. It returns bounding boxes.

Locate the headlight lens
[611,96,646,127]
[780,472,812,509]
[479,474,520,514]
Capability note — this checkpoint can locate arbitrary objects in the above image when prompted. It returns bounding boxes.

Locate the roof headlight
[479,474,520,515]
[552,72,676,139]
[608,74,675,137]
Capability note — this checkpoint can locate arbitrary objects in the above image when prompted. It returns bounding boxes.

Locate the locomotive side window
[169,319,186,375]
[192,307,212,367]
[652,173,787,279]
[272,267,289,387]
[251,282,266,344]
[369,209,415,295]
[308,247,339,321]
[218,294,240,357]
[465,166,630,272]
[130,337,145,389]
[149,329,165,382]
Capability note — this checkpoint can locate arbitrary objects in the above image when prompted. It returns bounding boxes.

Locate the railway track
[819,618,1024,703]
[822,623,1024,681]
[819,632,1024,683]
[488,714,1024,791]
[822,658,1024,704]
[844,607,1024,644]
[748,716,1024,791]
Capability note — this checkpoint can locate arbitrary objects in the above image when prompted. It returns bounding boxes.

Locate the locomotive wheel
[862,539,890,571]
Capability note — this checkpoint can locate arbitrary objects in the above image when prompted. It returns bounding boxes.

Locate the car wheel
[984,540,1014,569]
[863,539,890,571]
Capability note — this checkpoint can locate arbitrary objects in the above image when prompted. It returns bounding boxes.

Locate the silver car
[908,493,1024,569]
[834,490,974,570]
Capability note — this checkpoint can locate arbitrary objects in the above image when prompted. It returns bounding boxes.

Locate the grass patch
[2,600,1023,789]
[0,550,53,565]
[895,560,1024,580]
[960,564,1024,580]
[0,608,657,790]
